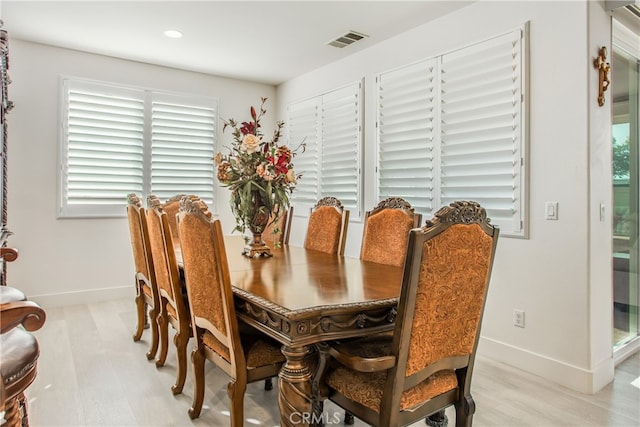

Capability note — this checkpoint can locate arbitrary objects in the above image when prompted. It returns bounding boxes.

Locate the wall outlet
[513,309,525,328]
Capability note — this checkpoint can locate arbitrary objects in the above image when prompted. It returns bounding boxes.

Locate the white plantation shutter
[376,28,526,236]
[61,80,145,217]
[377,59,438,215]
[288,98,319,210]
[320,82,361,216]
[151,94,216,204]
[440,30,523,234]
[288,82,362,218]
[59,79,218,218]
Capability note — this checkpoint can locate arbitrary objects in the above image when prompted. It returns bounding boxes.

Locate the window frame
[375,26,528,238]
[58,77,218,219]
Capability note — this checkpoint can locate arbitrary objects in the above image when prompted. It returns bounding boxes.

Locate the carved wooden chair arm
[329,342,396,372]
[0,247,18,262]
[0,301,46,334]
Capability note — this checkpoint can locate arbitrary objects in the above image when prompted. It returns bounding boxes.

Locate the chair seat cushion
[244,336,285,368]
[1,327,40,386]
[326,367,457,413]
[0,286,27,304]
[202,331,285,368]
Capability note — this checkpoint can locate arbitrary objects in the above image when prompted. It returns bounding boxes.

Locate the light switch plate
[545,202,558,220]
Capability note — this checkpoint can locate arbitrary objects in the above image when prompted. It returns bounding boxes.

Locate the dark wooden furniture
[0,300,46,427]
[177,197,285,424]
[145,195,192,394]
[319,201,499,427]
[303,196,350,256]
[175,231,403,426]
[126,193,160,360]
[0,27,16,286]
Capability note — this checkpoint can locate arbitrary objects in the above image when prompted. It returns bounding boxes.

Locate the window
[377,28,527,236]
[288,81,362,219]
[59,78,217,218]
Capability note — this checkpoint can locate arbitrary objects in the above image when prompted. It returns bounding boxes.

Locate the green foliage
[216,98,304,236]
[613,136,630,179]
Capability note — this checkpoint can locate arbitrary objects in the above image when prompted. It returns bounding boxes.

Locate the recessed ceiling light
[164,29,183,39]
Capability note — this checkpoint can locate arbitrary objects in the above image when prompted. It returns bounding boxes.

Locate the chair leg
[3,395,21,427]
[155,308,169,367]
[18,392,28,427]
[188,346,206,420]
[146,304,159,360]
[425,410,448,427]
[264,378,273,390]
[344,411,354,425]
[227,379,247,427]
[171,330,189,395]
[454,394,474,427]
[132,284,146,342]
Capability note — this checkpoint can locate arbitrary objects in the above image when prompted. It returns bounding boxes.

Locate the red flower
[240,121,256,136]
[275,156,289,174]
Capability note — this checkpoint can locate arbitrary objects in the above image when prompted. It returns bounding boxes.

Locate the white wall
[276,1,614,394]
[7,39,275,305]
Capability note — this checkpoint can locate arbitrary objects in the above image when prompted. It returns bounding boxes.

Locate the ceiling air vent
[328,31,368,48]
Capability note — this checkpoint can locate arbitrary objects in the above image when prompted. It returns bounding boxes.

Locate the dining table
[177,235,403,426]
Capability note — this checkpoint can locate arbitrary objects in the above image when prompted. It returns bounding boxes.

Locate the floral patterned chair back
[177,196,284,424]
[126,193,160,360]
[146,194,192,394]
[360,197,422,267]
[161,194,188,249]
[304,197,350,256]
[322,201,499,427]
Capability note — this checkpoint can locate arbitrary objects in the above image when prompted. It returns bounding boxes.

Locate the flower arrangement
[215,98,303,250]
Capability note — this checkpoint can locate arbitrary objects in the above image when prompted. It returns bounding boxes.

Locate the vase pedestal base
[242,243,272,258]
[243,232,272,258]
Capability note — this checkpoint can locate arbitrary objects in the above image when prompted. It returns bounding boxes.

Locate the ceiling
[0,1,473,85]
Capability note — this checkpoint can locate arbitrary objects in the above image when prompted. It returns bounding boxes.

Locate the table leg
[278,344,322,427]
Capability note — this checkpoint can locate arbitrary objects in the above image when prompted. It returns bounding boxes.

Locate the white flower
[241,134,261,153]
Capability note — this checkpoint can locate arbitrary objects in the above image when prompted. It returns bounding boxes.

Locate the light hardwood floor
[25,298,640,426]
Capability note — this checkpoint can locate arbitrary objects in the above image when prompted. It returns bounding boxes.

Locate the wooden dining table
[178,235,403,426]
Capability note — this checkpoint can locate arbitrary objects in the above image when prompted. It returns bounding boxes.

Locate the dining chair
[177,196,285,424]
[303,196,350,256]
[0,300,46,427]
[360,197,422,267]
[262,205,293,248]
[146,194,192,395]
[126,193,160,360]
[161,193,188,249]
[317,201,499,427]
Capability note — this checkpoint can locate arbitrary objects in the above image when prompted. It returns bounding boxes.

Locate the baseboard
[478,336,615,395]
[28,286,133,308]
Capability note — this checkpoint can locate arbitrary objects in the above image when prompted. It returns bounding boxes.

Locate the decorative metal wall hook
[593,46,610,107]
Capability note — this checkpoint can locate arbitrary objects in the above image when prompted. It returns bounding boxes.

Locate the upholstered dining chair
[161,193,188,249]
[1,300,46,427]
[317,201,499,427]
[303,196,350,256]
[262,206,293,248]
[177,196,285,424]
[126,193,160,360]
[146,194,193,395]
[360,197,422,267]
